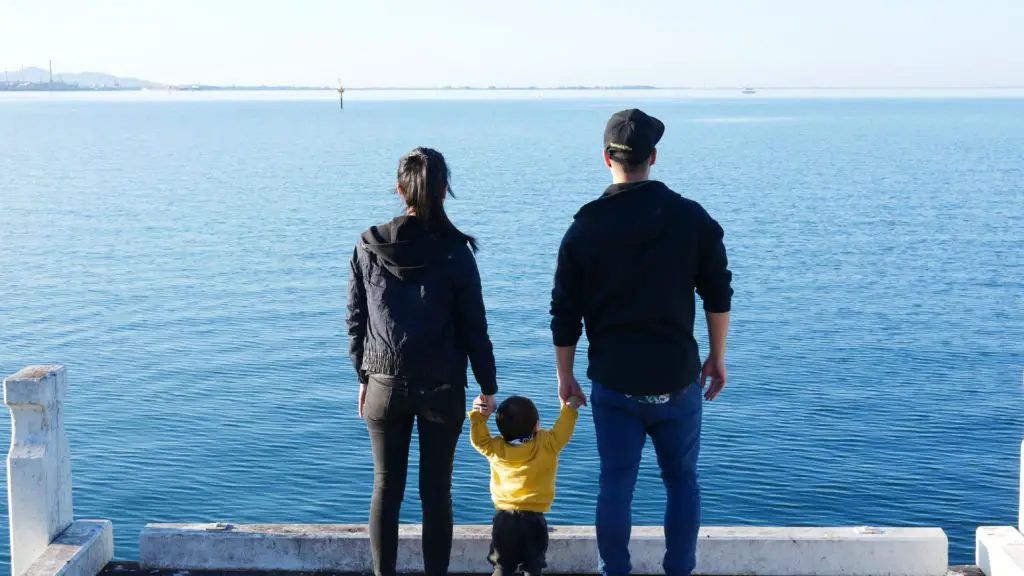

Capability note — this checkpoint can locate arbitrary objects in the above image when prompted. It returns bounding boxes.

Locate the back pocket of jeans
[364,380,394,421]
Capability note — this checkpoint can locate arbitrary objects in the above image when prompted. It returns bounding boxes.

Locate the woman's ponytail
[397,148,478,252]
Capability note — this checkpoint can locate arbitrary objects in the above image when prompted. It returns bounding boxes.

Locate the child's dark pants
[489,510,549,576]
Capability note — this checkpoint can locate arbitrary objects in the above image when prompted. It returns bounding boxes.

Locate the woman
[346,147,498,576]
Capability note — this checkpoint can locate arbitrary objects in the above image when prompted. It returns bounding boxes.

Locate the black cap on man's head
[604,109,665,165]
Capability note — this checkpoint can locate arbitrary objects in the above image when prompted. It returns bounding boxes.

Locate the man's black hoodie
[347,216,498,395]
[550,180,733,396]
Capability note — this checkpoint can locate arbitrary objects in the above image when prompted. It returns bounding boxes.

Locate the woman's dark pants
[364,375,465,576]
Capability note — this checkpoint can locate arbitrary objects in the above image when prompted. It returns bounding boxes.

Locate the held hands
[565,395,584,410]
[557,374,587,407]
[701,354,727,401]
[473,394,497,416]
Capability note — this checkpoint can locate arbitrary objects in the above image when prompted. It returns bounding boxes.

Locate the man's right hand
[701,355,727,401]
[558,374,587,406]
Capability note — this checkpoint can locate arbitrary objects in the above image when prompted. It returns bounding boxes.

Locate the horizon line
[117,84,1024,91]
[4,68,1024,91]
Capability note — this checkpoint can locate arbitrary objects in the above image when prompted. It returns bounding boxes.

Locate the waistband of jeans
[368,374,459,393]
[593,378,697,396]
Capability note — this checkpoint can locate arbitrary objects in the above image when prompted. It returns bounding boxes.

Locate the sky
[1,0,1022,88]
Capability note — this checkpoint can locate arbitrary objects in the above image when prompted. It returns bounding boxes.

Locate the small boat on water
[742,87,756,95]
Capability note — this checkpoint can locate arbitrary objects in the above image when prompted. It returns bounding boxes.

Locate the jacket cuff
[553,334,582,347]
[702,297,732,314]
[478,378,498,396]
[551,320,583,347]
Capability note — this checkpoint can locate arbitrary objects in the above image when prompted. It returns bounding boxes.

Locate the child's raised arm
[469,410,497,457]
[545,401,580,451]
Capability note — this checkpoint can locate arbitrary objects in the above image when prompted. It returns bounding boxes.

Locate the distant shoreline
[4,84,1024,93]
[4,67,1023,92]
[348,85,1024,91]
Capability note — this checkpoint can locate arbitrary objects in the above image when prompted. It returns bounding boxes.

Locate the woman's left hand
[358,383,368,419]
[474,394,497,416]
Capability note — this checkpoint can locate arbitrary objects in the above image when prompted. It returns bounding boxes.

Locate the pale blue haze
[0,94,1022,569]
[3,0,1024,88]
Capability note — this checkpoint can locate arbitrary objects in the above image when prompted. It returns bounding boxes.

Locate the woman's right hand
[358,383,368,419]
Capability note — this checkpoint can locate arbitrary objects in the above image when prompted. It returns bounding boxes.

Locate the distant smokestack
[49,60,53,91]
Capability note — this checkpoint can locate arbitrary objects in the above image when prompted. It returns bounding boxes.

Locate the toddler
[469,394,582,576]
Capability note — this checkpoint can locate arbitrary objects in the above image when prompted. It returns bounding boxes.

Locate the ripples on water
[1,96,1022,567]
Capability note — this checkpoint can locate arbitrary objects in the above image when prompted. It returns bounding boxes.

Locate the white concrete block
[5,366,74,576]
[22,520,114,576]
[694,526,948,576]
[977,526,1024,576]
[140,523,948,576]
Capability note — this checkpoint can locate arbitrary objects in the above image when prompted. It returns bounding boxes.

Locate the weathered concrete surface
[104,562,984,576]
[977,526,1024,576]
[101,563,358,576]
[140,523,948,575]
[23,520,114,576]
[950,566,987,576]
[695,526,947,576]
[5,365,74,576]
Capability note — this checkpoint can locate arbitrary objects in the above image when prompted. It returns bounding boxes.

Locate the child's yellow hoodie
[469,404,579,513]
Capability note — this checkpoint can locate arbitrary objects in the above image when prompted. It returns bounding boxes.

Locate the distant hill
[4,67,162,88]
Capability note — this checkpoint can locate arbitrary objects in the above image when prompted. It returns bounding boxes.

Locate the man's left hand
[701,355,727,401]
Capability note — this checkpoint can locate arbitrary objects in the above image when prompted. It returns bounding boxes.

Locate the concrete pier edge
[22,520,114,576]
[4,366,116,576]
[138,523,949,576]
[5,365,1019,576]
[974,441,1024,576]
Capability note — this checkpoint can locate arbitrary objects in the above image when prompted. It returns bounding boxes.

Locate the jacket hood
[574,180,676,246]
[361,216,445,281]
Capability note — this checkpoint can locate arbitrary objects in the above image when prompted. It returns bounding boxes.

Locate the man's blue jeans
[591,380,703,576]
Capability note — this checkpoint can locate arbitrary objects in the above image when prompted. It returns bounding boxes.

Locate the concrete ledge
[101,563,987,576]
[140,523,948,576]
[1018,441,1023,534]
[977,527,1024,576]
[23,520,114,576]
[5,365,75,576]
[697,526,947,576]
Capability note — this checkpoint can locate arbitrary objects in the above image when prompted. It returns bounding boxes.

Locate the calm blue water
[1,94,1022,568]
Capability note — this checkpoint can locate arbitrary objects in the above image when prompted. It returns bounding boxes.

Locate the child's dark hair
[496,396,539,442]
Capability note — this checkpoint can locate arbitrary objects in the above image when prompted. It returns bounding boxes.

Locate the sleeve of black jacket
[695,209,733,313]
[346,246,369,385]
[453,245,499,396]
[550,224,585,347]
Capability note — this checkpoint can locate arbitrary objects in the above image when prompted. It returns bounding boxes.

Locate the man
[550,109,733,576]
